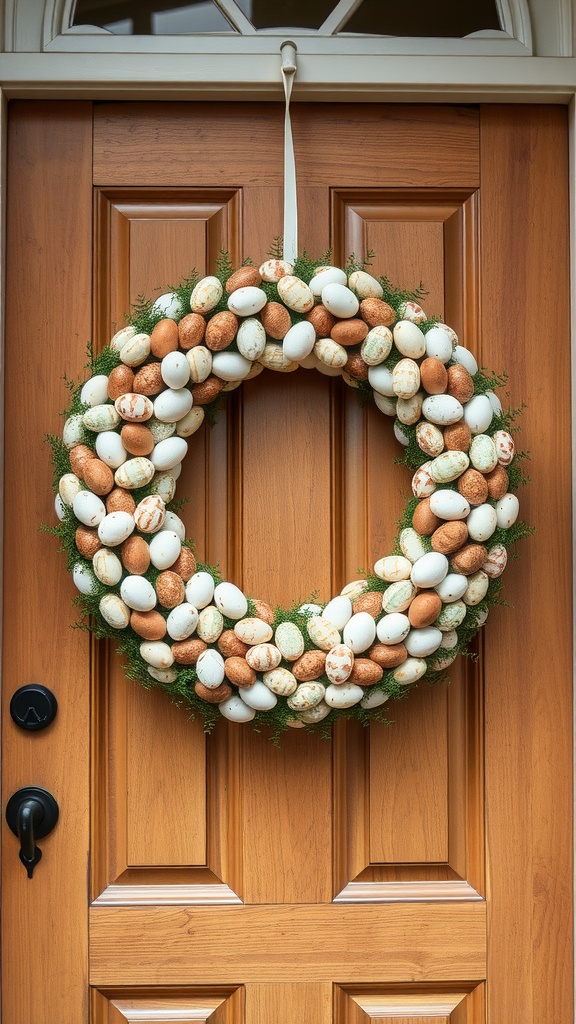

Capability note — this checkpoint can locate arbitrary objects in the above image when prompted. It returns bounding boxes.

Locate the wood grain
[89,902,486,985]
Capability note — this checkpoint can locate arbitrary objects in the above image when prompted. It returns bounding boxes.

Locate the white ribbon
[281,42,298,264]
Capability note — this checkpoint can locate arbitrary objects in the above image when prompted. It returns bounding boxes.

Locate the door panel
[3,101,572,1023]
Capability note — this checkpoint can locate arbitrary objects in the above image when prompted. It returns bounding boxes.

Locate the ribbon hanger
[280,41,298,264]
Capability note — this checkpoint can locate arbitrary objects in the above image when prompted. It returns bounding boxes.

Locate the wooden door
[3,101,572,1023]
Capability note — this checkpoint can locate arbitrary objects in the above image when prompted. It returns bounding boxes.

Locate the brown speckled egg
[368,643,408,668]
[194,680,233,703]
[305,304,336,337]
[485,464,509,500]
[344,352,369,380]
[408,592,442,627]
[133,363,164,396]
[121,423,155,456]
[352,591,383,617]
[82,458,114,495]
[121,535,150,575]
[218,629,250,657]
[331,319,369,347]
[253,600,275,625]
[412,497,441,535]
[150,318,178,358]
[225,266,262,293]
[447,364,475,404]
[192,376,224,404]
[443,421,472,452]
[431,521,469,554]
[178,312,206,350]
[205,311,239,351]
[75,525,101,558]
[106,487,136,515]
[172,638,207,664]
[261,302,292,340]
[107,364,135,400]
[170,547,197,582]
[450,543,488,575]
[69,444,96,478]
[458,468,489,506]
[130,610,167,640]
[420,356,448,395]
[155,571,185,609]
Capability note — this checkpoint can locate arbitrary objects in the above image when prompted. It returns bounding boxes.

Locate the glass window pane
[341,0,501,37]
[73,0,235,34]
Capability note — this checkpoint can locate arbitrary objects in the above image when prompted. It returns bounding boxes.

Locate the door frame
[0,1,574,1013]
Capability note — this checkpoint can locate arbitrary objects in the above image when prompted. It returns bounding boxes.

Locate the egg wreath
[48,250,530,740]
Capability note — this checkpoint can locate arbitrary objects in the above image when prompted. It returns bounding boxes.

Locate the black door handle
[5,787,59,879]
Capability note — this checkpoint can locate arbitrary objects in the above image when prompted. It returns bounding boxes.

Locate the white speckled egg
[483,544,508,578]
[435,600,467,631]
[274,621,305,660]
[429,490,471,521]
[486,391,503,417]
[399,528,427,563]
[97,510,135,546]
[463,570,490,606]
[151,291,182,319]
[310,266,347,296]
[214,581,248,620]
[435,573,468,603]
[452,345,478,375]
[186,346,212,383]
[430,450,470,483]
[307,616,341,652]
[422,395,464,425]
[63,414,85,449]
[361,325,393,365]
[93,547,123,586]
[163,511,186,541]
[259,259,294,282]
[120,575,157,611]
[237,319,267,360]
[110,325,137,352]
[463,395,493,435]
[424,326,454,363]
[151,436,188,471]
[278,321,314,362]
[120,333,151,367]
[496,493,519,528]
[81,374,109,407]
[412,462,437,499]
[190,276,223,313]
[381,580,416,614]
[430,651,459,671]
[184,572,214,610]
[299,603,323,616]
[149,472,176,504]
[196,648,225,688]
[148,529,181,570]
[287,682,326,711]
[368,363,395,397]
[393,658,427,685]
[392,358,420,399]
[259,343,299,373]
[218,695,256,723]
[114,457,155,490]
[325,683,364,708]
[298,701,333,723]
[212,351,253,381]
[348,270,383,299]
[394,421,410,447]
[493,430,515,465]
[277,276,314,313]
[176,406,205,438]
[234,617,273,645]
[83,404,121,433]
[148,666,178,683]
[166,603,199,641]
[416,422,445,457]
[134,494,166,534]
[59,473,83,507]
[340,579,368,601]
[148,418,176,442]
[73,562,98,594]
[393,321,426,359]
[343,611,376,653]
[397,393,424,427]
[325,644,354,684]
[262,667,297,695]
[361,689,390,709]
[373,555,412,582]
[239,680,278,711]
[55,494,66,521]
[410,551,449,588]
[194,606,222,643]
[161,351,190,389]
[153,388,193,424]
[72,490,106,527]
[95,431,127,469]
[405,626,443,658]
[469,434,498,472]
[322,596,353,630]
[245,644,282,673]
[376,612,411,644]
[99,594,130,629]
[467,503,498,542]
[321,282,359,319]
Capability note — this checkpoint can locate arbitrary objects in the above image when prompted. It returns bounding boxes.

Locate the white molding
[334,881,484,903]
[92,883,242,906]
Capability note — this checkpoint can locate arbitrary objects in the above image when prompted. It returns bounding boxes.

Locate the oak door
[3,101,572,1023]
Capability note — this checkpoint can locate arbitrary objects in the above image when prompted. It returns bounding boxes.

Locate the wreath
[48,250,529,739]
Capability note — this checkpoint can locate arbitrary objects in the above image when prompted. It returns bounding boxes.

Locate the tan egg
[416,422,444,457]
[245,643,282,672]
[259,343,298,373]
[412,497,441,535]
[224,657,257,688]
[178,312,206,349]
[486,464,509,500]
[190,276,223,313]
[107,364,135,400]
[408,592,442,627]
[330,318,369,347]
[368,642,408,668]
[420,356,448,395]
[133,363,164,396]
[75,525,101,558]
[262,667,298,696]
[457,468,489,506]
[314,337,348,368]
[121,423,155,456]
[171,638,207,664]
[192,376,224,404]
[392,358,420,399]
[277,275,314,313]
[218,630,250,658]
[348,659,384,685]
[260,301,292,340]
[156,571,186,609]
[352,591,383,617]
[447,363,475,404]
[431,521,469,554]
[106,487,136,515]
[83,459,114,496]
[292,650,327,681]
[130,610,167,640]
[69,444,96,478]
[150,318,178,358]
[225,266,262,293]
[307,616,341,651]
[344,352,369,380]
[253,600,275,624]
[170,547,197,582]
[121,535,150,575]
[205,310,239,351]
[194,680,233,704]
[115,393,154,422]
[443,421,472,452]
[306,305,337,337]
[359,297,396,328]
[450,543,488,575]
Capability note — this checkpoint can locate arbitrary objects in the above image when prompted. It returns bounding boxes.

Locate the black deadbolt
[10,685,58,731]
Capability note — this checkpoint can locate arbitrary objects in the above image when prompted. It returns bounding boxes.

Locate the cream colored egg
[397,392,424,425]
[422,395,464,425]
[393,321,426,358]
[190,276,223,313]
[416,421,444,457]
[399,528,427,563]
[72,490,106,527]
[298,701,333,723]
[83,404,121,433]
[321,282,359,319]
[393,657,427,685]
[259,343,299,372]
[176,406,205,437]
[239,681,278,711]
[325,644,354,684]
[93,547,123,586]
[99,594,130,630]
[262,667,298,696]
[430,450,470,483]
[398,300,427,323]
[434,600,467,631]
[287,682,326,711]
[186,346,212,383]
[469,434,498,472]
[361,325,393,365]
[496,493,519,528]
[463,570,490,606]
[196,606,224,643]
[274,621,305,660]
[315,337,348,368]
[340,579,368,601]
[277,276,314,313]
[147,418,177,442]
[120,333,151,367]
[110,324,136,352]
[115,393,154,422]
[307,616,341,651]
[163,511,186,541]
[373,555,412,582]
[325,683,364,708]
[348,270,383,299]
[134,494,166,533]
[114,457,155,490]
[81,374,109,407]
[234,617,273,645]
[63,414,85,448]
[392,358,420,399]
[245,644,282,673]
[482,544,508,578]
[360,689,390,709]
[237,319,267,360]
[148,666,178,683]
[381,580,417,614]
[59,473,83,507]
[493,430,515,465]
[150,472,176,504]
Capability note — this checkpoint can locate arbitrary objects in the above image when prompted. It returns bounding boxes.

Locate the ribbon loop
[281,41,298,265]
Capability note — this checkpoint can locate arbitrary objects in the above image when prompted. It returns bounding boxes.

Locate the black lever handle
[6,787,59,879]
